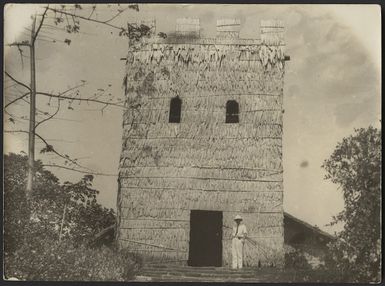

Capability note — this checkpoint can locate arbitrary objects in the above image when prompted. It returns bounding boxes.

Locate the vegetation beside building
[4,153,139,281]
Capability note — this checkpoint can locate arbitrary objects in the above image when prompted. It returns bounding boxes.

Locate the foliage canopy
[4,153,115,252]
[322,126,381,282]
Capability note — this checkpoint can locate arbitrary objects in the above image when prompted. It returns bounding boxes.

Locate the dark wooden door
[188,210,222,267]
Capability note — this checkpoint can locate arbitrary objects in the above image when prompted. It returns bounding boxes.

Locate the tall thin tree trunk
[26,16,37,197]
[59,203,67,243]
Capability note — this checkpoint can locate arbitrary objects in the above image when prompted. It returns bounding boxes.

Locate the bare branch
[4,110,28,123]
[37,91,125,108]
[42,23,96,36]
[6,129,117,177]
[103,7,129,23]
[47,7,125,31]
[5,80,92,110]
[7,42,30,47]
[33,6,49,44]
[88,5,96,19]
[6,81,110,117]
[43,164,118,177]
[35,98,61,129]
[4,130,93,173]
[16,45,25,69]
[3,73,80,110]
[5,92,30,109]
[64,11,70,26]
[4,71,31,91]
[19,95,57,119]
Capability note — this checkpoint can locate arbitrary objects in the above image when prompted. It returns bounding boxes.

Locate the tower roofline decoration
[176,17,200,37]
[260,19,285,45]
[216,18,241,39]
[138,18,285,48]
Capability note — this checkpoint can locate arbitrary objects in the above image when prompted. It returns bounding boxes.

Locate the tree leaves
[128,4,139,12]
[83,174,94,182]
[40,144,54,153]
[5,153,116,249]
[158,32,167,39]
[54,17,64,25]
[322,126,381,282]
[122,23,152,41]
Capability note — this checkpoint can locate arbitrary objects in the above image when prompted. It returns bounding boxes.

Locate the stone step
[135,264,306,283]
[139,268,283,280]
[141,268,262,275]
[145,264,225,269]
[136,274,265,282]
[141,271,258,279]
[136,273,298,283]
[141,268,279,276]
[141,267,259,275]
[143,265,259,271]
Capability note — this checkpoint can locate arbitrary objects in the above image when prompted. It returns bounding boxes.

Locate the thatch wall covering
[117,19,287,267]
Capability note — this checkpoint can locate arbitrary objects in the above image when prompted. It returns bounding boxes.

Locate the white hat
[234,215,243,221]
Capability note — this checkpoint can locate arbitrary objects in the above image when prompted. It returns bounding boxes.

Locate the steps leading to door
[135,264,282,282]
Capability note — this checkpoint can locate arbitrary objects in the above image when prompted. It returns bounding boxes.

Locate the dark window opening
[225,100,239,123]
[169,96,182,123]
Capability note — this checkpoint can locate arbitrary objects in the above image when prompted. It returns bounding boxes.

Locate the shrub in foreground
[5,238,140,281]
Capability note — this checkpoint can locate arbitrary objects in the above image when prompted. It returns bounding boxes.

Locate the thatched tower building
[117,18,288,267]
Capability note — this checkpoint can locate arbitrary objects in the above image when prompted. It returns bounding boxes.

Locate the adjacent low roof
[284,211,336,241]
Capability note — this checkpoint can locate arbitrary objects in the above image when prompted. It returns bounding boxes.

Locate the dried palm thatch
[117,18,287,267]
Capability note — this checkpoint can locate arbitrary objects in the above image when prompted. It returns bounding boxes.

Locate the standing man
[232,215,247,269]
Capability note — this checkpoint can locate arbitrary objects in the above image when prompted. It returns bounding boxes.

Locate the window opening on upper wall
[225,100,239,123]
[169,96,182,123]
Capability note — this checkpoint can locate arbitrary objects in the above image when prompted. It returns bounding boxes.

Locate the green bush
[5,237,140,281]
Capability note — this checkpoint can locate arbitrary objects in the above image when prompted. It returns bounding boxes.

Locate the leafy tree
[4,153,63,251]
[4,153,116,254]
[322,126,381,282]
[58,175,116,244]
[4,153,130,281]
[4,153,32,253]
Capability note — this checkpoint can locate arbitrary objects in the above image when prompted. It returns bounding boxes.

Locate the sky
[4,4,381,234]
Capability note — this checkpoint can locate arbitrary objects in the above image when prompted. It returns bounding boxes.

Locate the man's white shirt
[232,224,247,239]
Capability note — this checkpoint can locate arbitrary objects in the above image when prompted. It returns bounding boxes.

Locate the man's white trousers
[232,237,244,269]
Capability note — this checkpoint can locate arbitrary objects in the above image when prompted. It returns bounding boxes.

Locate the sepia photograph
[3,3,381,283]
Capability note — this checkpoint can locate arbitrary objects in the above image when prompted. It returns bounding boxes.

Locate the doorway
[188,210,223,267]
